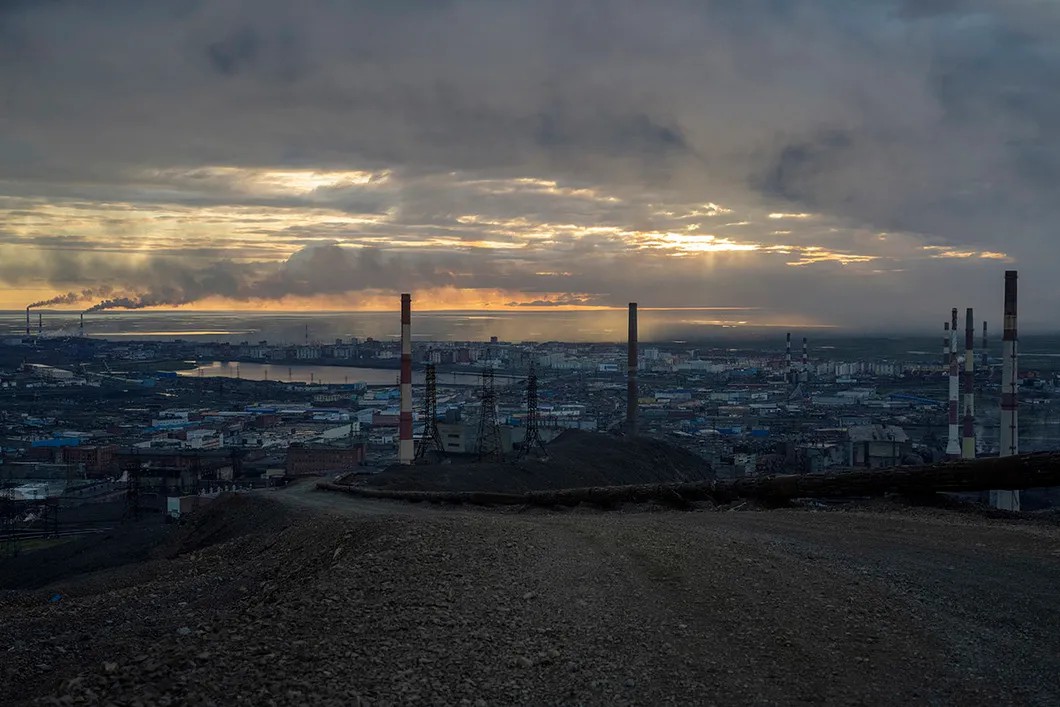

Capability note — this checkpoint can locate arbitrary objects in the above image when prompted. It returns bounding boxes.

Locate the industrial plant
[2,268,1056,531]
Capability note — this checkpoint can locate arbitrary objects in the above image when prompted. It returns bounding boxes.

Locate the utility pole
[476,366,502,462]
[520,360,547,458]
[416,362,444,459]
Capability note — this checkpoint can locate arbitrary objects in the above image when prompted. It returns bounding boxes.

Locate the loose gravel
[2,489,1059,705]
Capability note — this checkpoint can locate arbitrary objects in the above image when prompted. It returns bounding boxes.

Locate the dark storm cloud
[758,130,854,203]
[2,0,1060,327]
[206,27,260,76]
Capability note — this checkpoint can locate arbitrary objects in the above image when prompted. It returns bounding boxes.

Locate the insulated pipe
[946,308,961,459]
[961,307,976,460]
[627,303,638,433]
[398,293,414,465]
[993,271,1020,510]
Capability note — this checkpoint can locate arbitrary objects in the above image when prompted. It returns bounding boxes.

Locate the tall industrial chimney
[946,308,961,459]
[79,312,84,338]
[802,337,809,381]
[993,271,1020,510]
[627,302,638,433]
[398,293,414,465]
[785,332,792,382]
[37,312,42,336]
[961,307,976,460]
[25,307,30,337]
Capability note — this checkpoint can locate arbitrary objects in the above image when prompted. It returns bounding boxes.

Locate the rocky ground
[2,483,1059,705]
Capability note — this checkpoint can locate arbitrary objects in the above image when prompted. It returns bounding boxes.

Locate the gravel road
[2,484,1059,705]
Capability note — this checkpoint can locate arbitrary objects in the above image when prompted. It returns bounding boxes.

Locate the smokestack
[399,293,414,465]
[80,312,84,338]
[627,302,638,433]
[993,271,1020,510]
[962,307,975,459]
[946,308,961,459]
[942,321,950,370]
[785,332,792,382]
[25,307,30,337]
[802,337,808,379]
[37,312,42,336]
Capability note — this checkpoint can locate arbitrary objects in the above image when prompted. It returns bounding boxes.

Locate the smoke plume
[27,244,467,313]
[28,287,114,309]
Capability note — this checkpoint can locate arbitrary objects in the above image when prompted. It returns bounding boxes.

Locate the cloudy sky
[1,0,1058,331]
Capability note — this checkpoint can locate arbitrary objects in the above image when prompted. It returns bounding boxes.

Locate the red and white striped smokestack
[993,271,1020,510]
[961,307,975,459]
[946,308,961,459]
[626,302,638,433]
[398,293,414,465]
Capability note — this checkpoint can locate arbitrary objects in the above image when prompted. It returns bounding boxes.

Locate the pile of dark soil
[164,492,290,557]
[363,429,713,493]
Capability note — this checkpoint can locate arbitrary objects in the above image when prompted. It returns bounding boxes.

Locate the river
[177,361,520,387]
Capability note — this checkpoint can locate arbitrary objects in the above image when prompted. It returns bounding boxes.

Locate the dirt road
[3,486,1059,705]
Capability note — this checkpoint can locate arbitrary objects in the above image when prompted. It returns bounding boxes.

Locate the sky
[1,0,1058,331]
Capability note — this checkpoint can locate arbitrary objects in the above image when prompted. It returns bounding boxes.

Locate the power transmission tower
[416,362,444,459]
[520,360,547,458]
[476,366,503,462]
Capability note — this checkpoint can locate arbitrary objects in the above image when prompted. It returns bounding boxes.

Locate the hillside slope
[2,490,1059,705]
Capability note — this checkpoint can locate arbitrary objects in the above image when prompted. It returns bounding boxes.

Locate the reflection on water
[1,308,814,344]
[105,330,253,337]
[5,311,1060,362]
[178,361,519,387]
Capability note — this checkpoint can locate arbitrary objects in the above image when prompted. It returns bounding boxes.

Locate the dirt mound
[0,494,360,706]
[364,429,713,493]
[165,492,291,557]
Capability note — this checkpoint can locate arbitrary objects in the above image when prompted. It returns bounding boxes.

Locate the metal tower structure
[416,362,444,459]
[520,360,547,458]
[476,366,503,462]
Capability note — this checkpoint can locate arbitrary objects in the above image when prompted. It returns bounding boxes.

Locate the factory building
[285,443,366,476]
[847,425,911,469]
